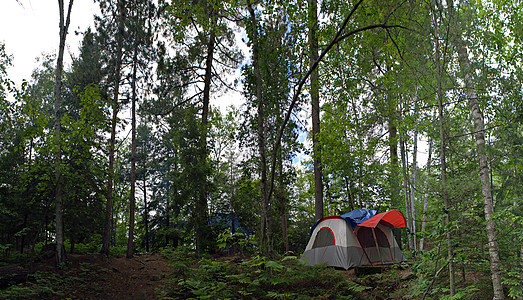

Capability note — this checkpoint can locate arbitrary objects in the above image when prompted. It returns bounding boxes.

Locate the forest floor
[1,249,496,299]
[0,252,172,299]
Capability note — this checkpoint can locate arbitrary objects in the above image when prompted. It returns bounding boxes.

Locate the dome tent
[301,209,407,269]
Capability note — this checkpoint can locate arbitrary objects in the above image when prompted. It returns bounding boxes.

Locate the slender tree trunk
[420,139,433,251]
[430,2,455,294]
[444,2,503,297]
[344,176,355,211]
[246,0,272,256]
[127,41,138,259]
[101,0,125,256]
[454,26,504,300]
[410,135,418,252]
[437,80,455,297]
[54,0,73,265]
[144,175,149,253]
[389,112,402,247]
[433,13,455,297]
[410,102,418,253]
[195,17,215,255]
[278,157,288,253]
[400,132,413,252]
[308,0,323,221]
[266,0,373,210]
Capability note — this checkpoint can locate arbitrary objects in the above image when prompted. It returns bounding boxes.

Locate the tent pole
[372,228,384,264]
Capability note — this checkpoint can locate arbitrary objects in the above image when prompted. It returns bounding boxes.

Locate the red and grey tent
[301,209,407,269]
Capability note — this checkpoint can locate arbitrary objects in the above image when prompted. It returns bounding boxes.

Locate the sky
[0,0,98,85]
[0,0,245,110]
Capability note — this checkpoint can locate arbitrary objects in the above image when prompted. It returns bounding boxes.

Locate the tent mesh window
[312,227,335,248]
[357,227,389,247]
[357,227,393,263]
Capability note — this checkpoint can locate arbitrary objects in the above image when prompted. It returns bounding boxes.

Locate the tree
[265,0,406,222]
[162,0,242,253]
[245,0,271,255]
[126,0,156,259]
[431,0,455,292]
[449,1,504,297]
[308,0,323,222]
[54,0,74,265]
[99,0,125,256]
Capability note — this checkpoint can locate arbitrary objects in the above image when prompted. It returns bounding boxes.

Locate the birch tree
[448,1,504,297]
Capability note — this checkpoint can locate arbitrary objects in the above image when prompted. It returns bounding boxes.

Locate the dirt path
[91,253,172,299]
[29,253,173,299]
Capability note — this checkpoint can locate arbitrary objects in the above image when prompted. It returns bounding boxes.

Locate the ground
[1,251,496,299]
[1,252,173,299]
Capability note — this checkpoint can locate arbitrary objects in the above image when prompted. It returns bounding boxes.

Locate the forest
[0,0,522,298]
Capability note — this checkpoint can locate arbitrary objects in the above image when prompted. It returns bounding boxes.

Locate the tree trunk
[432,3,455,292]
[195,16,215,255]
[344,176,355,211]
[420,139,433,251]
[445,2,503,298]
[101,0,125,256]
[278,154,288,253]
[246,0,272,256]
[410,104,418,252]
[54,0,73,265]
[389,112,402,247]
[127,40,138,259]
[308,0,323,222]
[429,1,456,294]
[144,175,149,253]
[454,29,504,300]
[400,132,414,252]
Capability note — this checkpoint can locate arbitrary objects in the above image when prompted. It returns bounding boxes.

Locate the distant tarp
[340,209,377,229]
[358,209,406,228]
[310,208,377,236]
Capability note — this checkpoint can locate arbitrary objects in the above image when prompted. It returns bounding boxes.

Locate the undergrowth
[0,260,107,299]
[160,247,370,299]
[160,246,498,299]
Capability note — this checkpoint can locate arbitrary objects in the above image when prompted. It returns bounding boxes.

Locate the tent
[301,209,407,269]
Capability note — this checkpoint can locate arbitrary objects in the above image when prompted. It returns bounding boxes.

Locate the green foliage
[504,268,523,299]
[217,230,256,254]
[162,247,373,299]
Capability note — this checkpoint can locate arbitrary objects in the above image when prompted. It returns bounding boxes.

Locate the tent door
[357,227,393,264]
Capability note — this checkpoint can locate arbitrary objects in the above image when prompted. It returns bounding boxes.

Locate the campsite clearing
[0,253,172,299]
[0,249,495,299]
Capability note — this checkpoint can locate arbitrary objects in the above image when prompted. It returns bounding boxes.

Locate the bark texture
[389,112,402,247]
[449,2,504,298]
[410,108,418,252]
[420,139,432,251]
[431,2,455,293]
[247,0,272,256]
[54,0,73,265]
[455,37,504,300]
[308,0,323,221]
[127,41,138,259]
[101,0,125,256]
[400,131,413,252]
[194,10,216,255]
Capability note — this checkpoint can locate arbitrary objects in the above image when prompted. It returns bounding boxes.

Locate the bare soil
[29,252,173,299]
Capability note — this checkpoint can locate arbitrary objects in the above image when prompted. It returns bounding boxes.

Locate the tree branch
[267,0,407,203]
